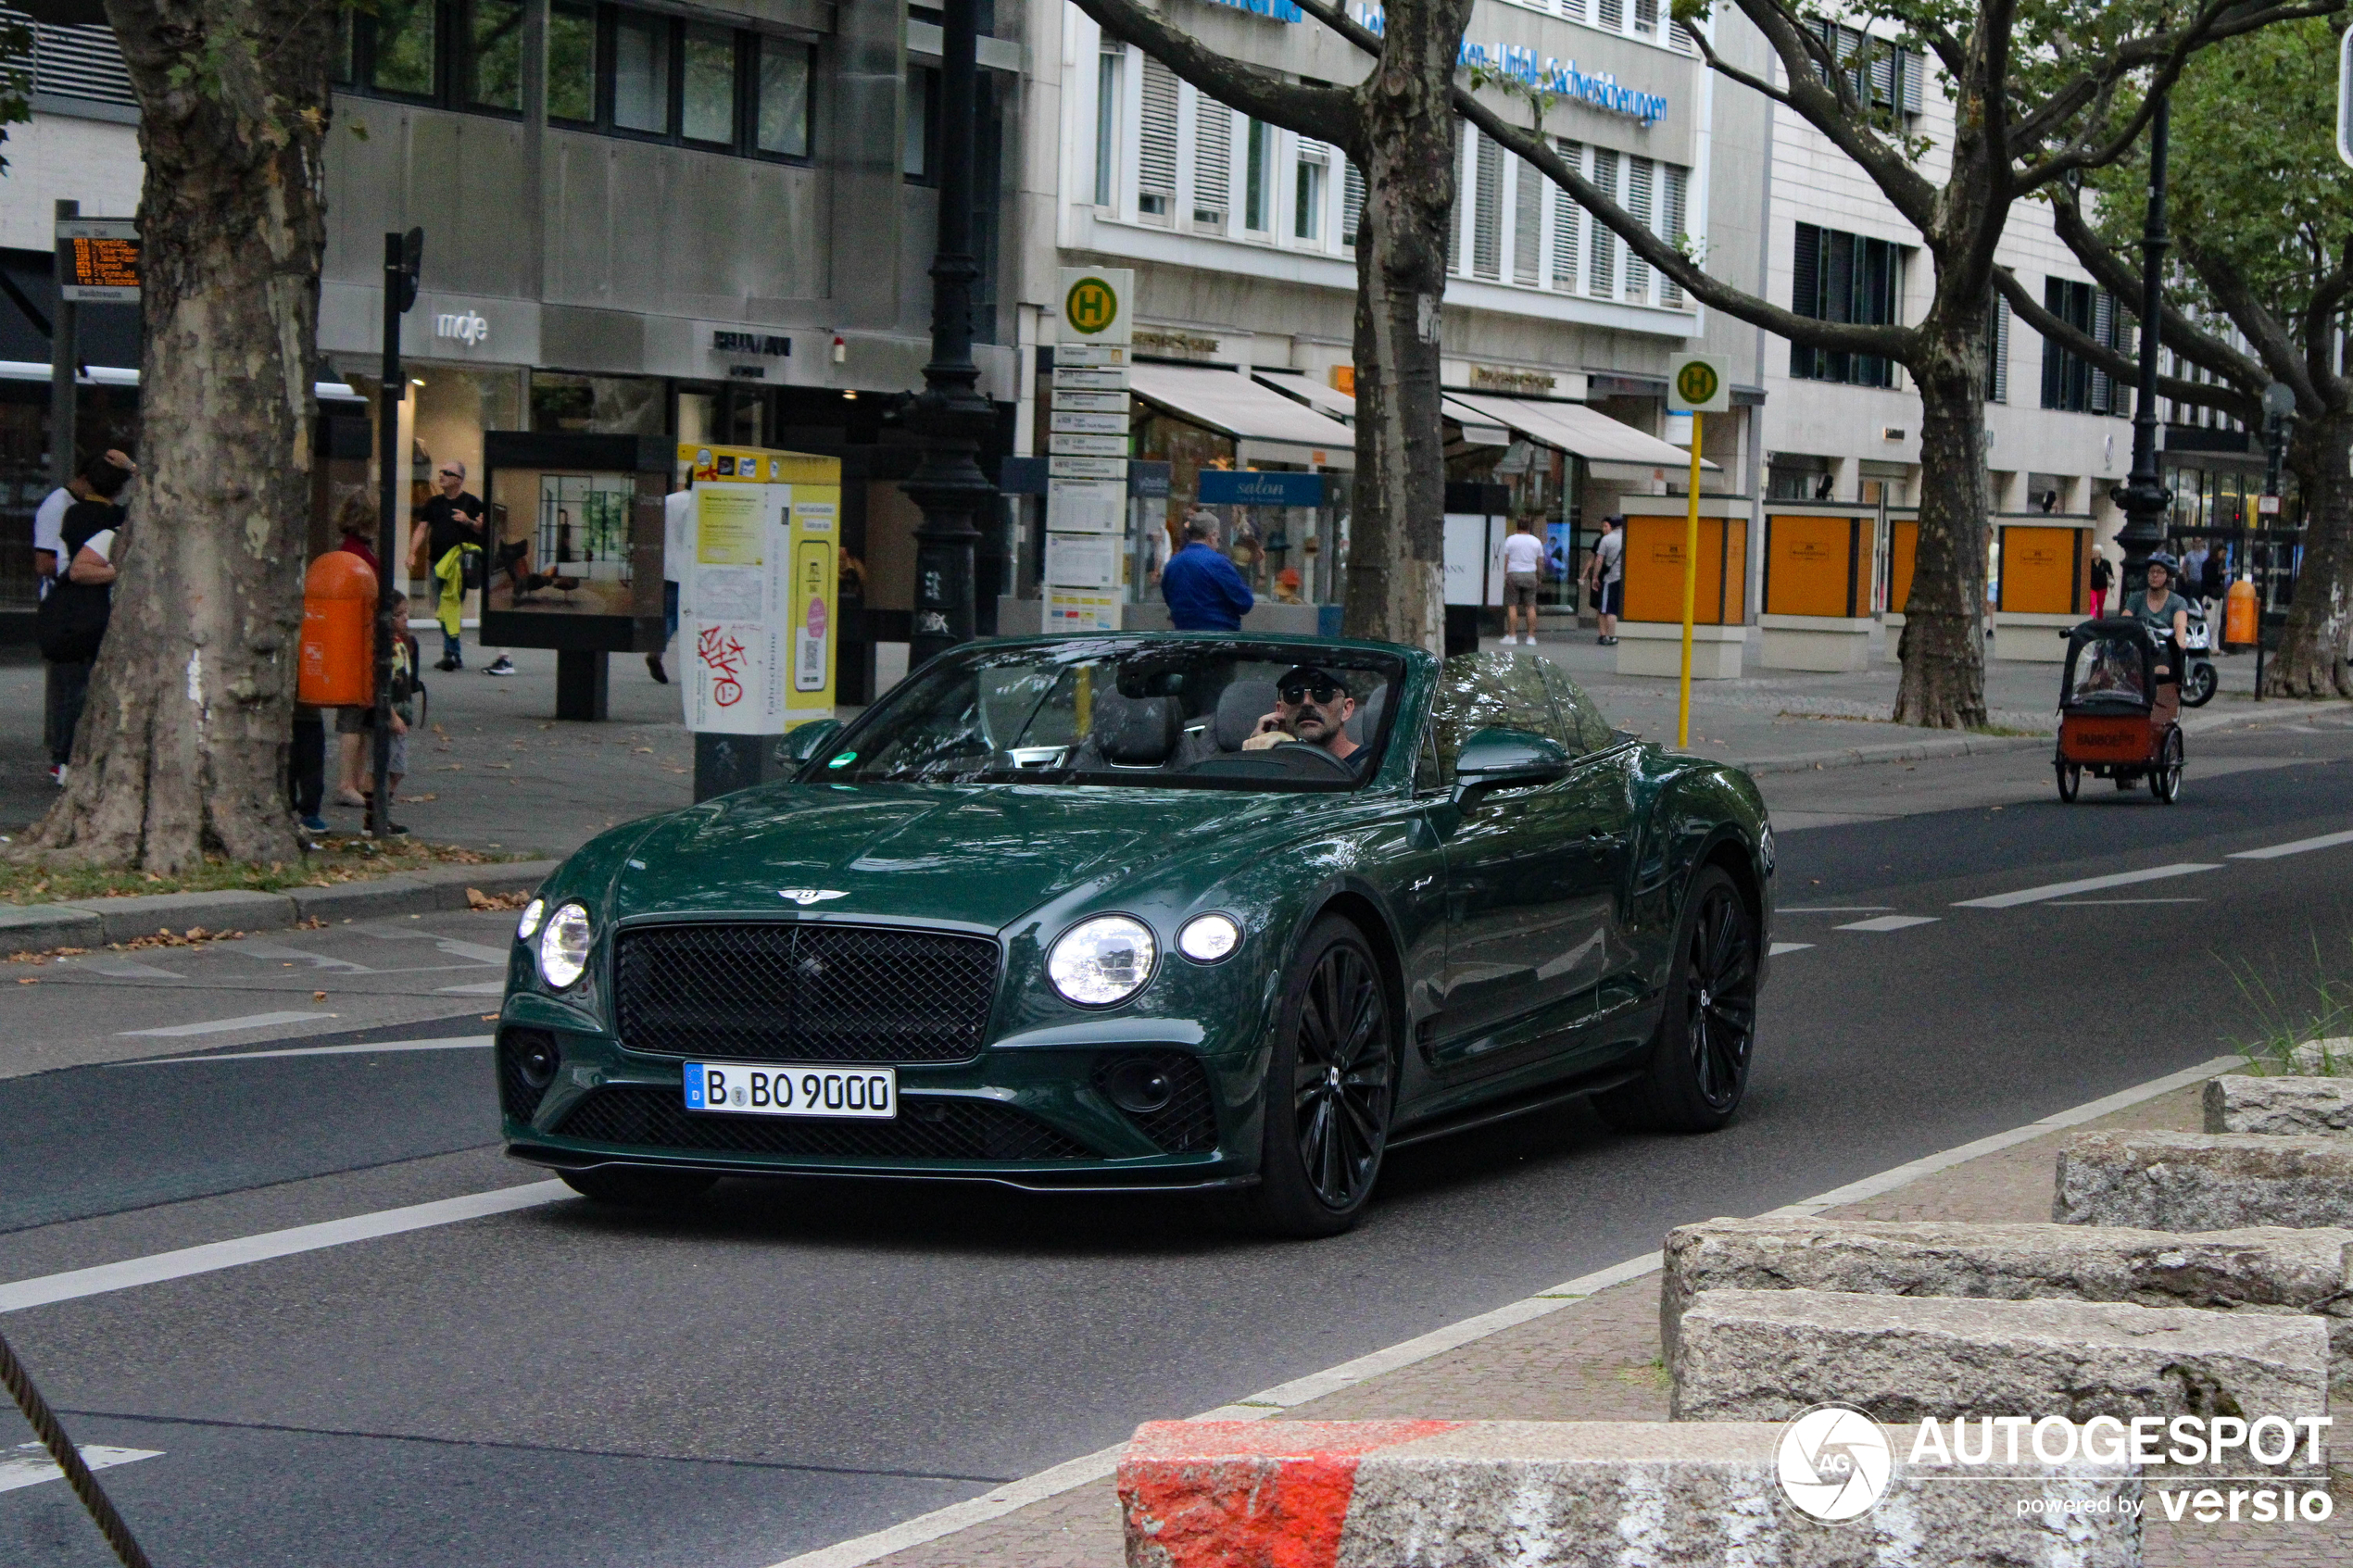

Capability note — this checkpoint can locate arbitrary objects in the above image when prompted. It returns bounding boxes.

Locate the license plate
[684,1062,897,1119]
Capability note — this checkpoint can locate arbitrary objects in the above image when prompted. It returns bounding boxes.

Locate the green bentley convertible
[497,635,1775,1236]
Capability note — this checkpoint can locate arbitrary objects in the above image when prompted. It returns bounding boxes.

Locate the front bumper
[497,995,1264,1191]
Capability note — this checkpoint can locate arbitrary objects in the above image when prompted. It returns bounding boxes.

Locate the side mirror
[1452,726,1570,806]
[776,718,845,768]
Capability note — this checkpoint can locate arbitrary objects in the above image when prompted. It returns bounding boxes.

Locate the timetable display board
[57,219,139,302]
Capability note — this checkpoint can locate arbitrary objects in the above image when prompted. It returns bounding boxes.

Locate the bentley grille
[614,922,1000,1063]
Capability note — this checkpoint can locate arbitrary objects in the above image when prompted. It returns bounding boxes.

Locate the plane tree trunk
[2268,405,2353,696]
[20,0,338,871]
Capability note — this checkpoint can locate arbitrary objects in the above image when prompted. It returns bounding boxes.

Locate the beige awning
[1252,371,1357,423]
[1445,391,1718,470]
[1131,364,1356,466]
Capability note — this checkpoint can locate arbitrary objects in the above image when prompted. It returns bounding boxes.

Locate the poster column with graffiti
[675,445,839,739]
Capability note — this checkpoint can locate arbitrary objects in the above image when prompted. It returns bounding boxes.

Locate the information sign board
[57,218,139,302]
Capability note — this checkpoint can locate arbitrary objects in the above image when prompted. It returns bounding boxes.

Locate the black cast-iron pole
[901,0,995,671]
[2109,94,2171,601]
[374,232,404,838]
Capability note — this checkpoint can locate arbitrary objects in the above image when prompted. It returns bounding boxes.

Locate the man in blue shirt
[1161,508,1254,631]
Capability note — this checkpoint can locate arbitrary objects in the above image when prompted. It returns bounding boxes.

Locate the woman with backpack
[36,454,133,785]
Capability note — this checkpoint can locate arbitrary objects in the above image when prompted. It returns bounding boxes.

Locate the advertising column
[675,445,840,797]
[1045,269,1133,633]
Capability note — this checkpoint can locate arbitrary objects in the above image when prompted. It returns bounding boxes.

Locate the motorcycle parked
[2180,603,2219,708]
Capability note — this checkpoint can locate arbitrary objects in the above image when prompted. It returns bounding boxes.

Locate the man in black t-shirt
[416,458,484,670]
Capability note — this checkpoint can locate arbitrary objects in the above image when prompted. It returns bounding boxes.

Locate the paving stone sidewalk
[848,1073,2347,1568]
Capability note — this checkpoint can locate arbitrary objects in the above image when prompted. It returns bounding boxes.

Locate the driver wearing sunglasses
[1241,664,1362,764]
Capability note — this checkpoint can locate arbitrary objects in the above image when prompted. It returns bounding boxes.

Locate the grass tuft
[0,836,524,907]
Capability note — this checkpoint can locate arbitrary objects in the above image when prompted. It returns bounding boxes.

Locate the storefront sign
[1198,470,1326,508]
[712,330,791,357]
[1469,365,1555,395]
[1347,6,1670,124]
[1128,460,1172,499]
[1198,0,1302,21]
[434,308,491,346]
[57,218,138,302]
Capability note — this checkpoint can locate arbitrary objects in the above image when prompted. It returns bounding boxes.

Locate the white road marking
[0,1442,162,1495]
[2045,898,2205,906]
[113,1035,493,1067]
[69,957,188,980]
[1953,863,2223,909]
[117,1010,338,1038]
[434,981,508,996]
[1834,914,1940,933]
[1776,906,1894,914]
[2228,828,2353,860]
[757,1051,2248,1568]
[362,930,509,964]
[0,1181,566,1314]
[1768,942,1814,956]
[229,938,374,973]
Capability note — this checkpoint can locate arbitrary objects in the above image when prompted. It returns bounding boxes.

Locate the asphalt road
[4,709,2351,1568]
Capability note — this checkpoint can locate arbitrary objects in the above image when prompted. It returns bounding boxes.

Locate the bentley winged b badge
[777,889,850,906]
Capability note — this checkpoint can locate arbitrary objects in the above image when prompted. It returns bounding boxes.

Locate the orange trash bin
[298,551,377,708]
[2223,575,2259,650]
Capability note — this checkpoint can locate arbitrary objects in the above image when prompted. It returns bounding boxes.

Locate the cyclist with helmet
[2123,551,2193,726]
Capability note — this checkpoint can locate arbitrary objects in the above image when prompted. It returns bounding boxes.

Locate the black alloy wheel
[2151,729,2184,804]
[1239,916,1396,1237]
[1595,865,1758,1133]
[2056,762,2081,802]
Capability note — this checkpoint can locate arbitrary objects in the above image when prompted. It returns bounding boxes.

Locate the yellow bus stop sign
[1668,354,1730,413]
[1064,275,1121,337]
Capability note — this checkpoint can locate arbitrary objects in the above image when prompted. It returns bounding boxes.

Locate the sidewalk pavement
[822,1065,2346,1568]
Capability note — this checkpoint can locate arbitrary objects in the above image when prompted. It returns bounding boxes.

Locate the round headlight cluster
[1048,916,1156,1007]
[515,898,547,941]
[537,902,593,989]
[1177,913,1242,963]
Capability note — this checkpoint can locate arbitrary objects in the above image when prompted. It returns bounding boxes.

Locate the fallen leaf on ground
[398,794,437,803]
[466,888,531,910]
[313,990,328,1000]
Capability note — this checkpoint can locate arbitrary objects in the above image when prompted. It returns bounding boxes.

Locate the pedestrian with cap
[1585,514,1625,646]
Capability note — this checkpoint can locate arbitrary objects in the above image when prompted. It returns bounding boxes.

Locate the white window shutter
[1191,94,1232,229]
[1624,157,1654,303]
[1551,141,1583,293]
[1138,56,1179,216]
[1588,147,1618,298]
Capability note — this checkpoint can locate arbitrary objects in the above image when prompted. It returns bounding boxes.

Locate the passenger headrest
[1344,683,1387,744]
[1214,680,1279,751]
[1093,693,1179,765]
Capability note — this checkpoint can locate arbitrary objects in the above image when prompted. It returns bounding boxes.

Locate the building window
[1588,148,1619,297]
[1194,94,1233,230]
[756,34,811,157]
[368,0,439,97]
[681,22,736,144]
[1294,144,1327,241]
[1790,222,1903,387]
[548,5,597,121]
[1469,130,1503,280]
[903,64,938,181]
[611,9,670,132]
[2041,278,2131,414]
[1094,51,1120,207]
[1984,292,2011,404]
[1245,119,1271,232]
[467,0,523,110]
[1138,56,1179,220]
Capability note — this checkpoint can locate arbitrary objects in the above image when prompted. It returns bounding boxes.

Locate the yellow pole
[1677,410,1702,748]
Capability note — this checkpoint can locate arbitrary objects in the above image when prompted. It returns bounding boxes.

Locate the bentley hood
[609,782,1330,931]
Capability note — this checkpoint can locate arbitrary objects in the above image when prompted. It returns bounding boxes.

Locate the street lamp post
[2108,94,2172,599]
[900,0,996,671]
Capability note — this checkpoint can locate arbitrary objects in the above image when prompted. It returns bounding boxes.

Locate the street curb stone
[1669,1287,2331,1475]
[2055,1130,2353,1230]
[2204,1076,2353,1136]
[0,859,560,956]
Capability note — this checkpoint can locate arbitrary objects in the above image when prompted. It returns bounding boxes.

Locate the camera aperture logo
[1778,1403,1892,1522]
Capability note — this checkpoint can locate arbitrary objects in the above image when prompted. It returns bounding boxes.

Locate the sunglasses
[1278,682,1343,705]
[438,469,461,479]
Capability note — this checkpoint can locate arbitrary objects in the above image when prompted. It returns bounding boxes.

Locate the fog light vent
[498,1028,561,1123]
[1093,1051,1217,1153]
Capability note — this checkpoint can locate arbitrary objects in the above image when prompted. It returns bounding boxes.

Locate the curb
[0,859,560,957]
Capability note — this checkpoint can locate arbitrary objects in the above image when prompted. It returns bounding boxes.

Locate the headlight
[1176,912,1242,963]
[1048,915,1156,1007]
[536,902,592,989]
[515,898,546,940]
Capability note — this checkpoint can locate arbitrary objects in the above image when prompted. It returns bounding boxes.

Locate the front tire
[2150,729,2183,804]
[2056,762,2081,802]
[1594,866,1757,1134]
[1237,916,1396,1238]
[560,1168,719,1208]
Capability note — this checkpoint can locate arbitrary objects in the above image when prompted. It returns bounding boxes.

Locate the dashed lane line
[1953,863,2223,909]
[117,1010,339,1039]
[0,1442,161,1495]
[1833,914,1940,933]
[2228,827,2353,860]
[0,1182,566,1315]
[1768,942,1814,956]
[111,1035,493,1067]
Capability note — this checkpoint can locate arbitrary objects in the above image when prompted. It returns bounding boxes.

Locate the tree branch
[1065,0,1358,151]
[2043,188,2267,387]
[2174,236,2330,409]
[1724,0,1942,232]
[1456,89,1912,358]
[1679,19,1799,111]
[1994,269,2257,423]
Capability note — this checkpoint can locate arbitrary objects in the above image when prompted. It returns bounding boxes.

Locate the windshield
[2067,633,2150,709]
[811,640,1406,791]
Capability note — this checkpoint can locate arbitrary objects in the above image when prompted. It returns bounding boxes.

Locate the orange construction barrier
[298,551,376,707]
[2223,575,2259,649]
